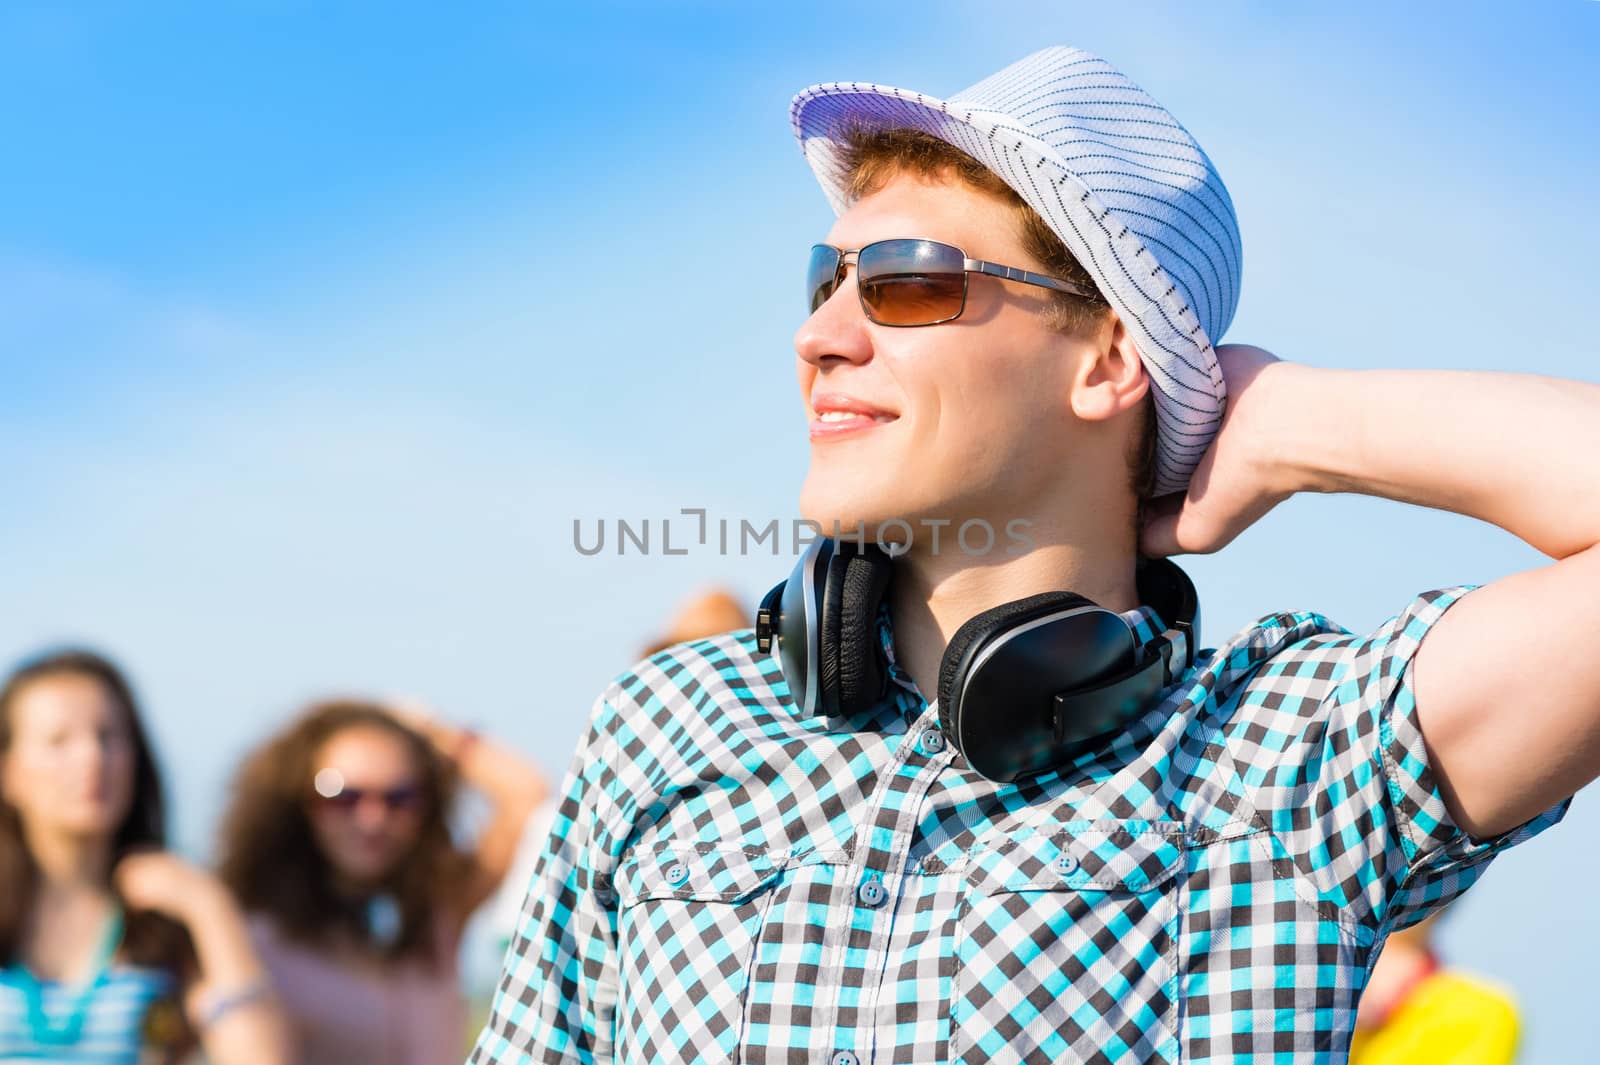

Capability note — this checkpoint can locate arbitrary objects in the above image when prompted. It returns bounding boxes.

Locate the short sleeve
[1373,588,1568,929]
[468,691,624,1065]
[1228,587,1568,936]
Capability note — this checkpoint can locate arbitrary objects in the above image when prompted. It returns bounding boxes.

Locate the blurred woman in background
[1351,909,1521,1065]
[636,585,751,658]
[217,699,544,1065]
[0,649,292,1065]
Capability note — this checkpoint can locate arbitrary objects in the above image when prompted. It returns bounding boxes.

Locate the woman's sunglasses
[311,769,424,816]
[807,238,1098,327]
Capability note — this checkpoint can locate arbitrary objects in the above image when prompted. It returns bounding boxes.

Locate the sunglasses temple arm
[965,258,1096,299]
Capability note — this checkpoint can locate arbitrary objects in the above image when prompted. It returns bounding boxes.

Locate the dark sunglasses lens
[807,245,842,314]
[316,785,422,815]
[858,240,966,325]
[319,790,362,811]
[382,786,423,812]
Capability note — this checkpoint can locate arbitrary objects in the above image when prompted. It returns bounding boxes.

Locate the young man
[470,46,1592,1064]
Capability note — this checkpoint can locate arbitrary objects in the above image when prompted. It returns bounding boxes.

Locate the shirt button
[1054,853,1079,876]
[665,862,689,885]
[831,1053,859,1065]
[857,877,887,908]
[919,727,946,754]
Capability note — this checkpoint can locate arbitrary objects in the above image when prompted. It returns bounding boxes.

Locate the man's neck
[887,541,1140,706]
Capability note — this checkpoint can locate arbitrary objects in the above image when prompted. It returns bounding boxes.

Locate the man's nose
[794,273,874,368]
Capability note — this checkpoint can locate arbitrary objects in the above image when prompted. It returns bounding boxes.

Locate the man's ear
[1069,315,1149,423]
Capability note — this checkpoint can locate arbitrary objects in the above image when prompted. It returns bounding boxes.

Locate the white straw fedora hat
[791,46,1241,495]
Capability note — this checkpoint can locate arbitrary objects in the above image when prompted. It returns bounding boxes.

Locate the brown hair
[217,701,470,963]
[0,649,197,1056]
[836,124,1160,510]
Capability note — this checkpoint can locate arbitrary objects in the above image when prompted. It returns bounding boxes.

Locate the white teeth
[815,409,895,423]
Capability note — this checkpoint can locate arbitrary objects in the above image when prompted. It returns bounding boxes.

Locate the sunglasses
[807,238,1098,327]
[311,772,424,816]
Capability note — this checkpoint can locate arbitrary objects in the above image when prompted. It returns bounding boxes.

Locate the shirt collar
[874,603,925,709]
[1125,602,1168,647]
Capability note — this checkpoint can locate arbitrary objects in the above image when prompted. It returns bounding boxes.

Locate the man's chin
[799,489,920,544]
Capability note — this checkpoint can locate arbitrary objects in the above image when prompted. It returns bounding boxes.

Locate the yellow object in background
[1350,970,1520,1065]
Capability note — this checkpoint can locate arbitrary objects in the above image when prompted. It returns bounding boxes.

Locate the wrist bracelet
[196,977,273,1029]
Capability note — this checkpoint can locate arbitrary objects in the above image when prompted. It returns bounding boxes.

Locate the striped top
[0,963,174,1064]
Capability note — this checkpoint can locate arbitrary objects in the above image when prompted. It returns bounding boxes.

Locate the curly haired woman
[218,700,546,1065]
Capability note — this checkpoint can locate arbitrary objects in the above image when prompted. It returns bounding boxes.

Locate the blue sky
[2,1,1596,1056]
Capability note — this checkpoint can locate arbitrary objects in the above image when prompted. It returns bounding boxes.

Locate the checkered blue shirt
[470,586,1565,1064]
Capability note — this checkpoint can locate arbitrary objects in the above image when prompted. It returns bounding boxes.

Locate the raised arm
[1142,344,1600,839]
[114,852,295,1065]
[391,704,549,918]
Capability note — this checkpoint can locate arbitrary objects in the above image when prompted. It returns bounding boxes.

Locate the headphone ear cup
[817,556,849,715]
[937,591,1096,738]
[818,546,893,716]
[835,550,893,715]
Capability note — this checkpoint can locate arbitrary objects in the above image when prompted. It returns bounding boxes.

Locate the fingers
[383,695,438,735]
[1139,493,1187,558]
[1141,494,1240,558]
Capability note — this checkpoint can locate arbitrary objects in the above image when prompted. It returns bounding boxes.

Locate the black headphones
[755,538,1199,783]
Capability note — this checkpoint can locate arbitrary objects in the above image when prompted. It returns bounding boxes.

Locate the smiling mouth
[808,389,899,440]
[815,410,896,425]
[809,409,898,440]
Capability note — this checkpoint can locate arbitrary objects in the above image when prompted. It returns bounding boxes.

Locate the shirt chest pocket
[613,845,784,1065]
[952,821,1183,1065]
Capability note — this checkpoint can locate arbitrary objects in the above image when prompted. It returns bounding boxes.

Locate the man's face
[795,170,1109,541]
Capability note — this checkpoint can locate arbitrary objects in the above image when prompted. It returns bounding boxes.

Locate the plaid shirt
[470,586,1565,1064]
